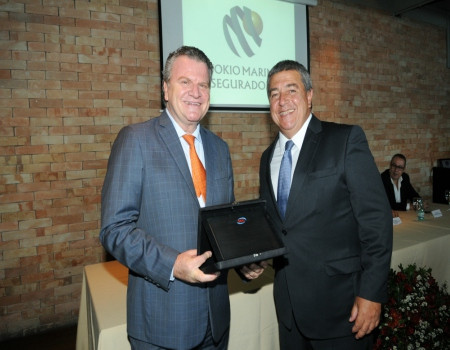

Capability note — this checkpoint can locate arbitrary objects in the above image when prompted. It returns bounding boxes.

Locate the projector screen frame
[157,0,311,113]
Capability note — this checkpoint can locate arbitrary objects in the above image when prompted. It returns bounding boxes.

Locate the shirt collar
[166,108,202,142]
[390,176,403,185]
[277,113,312,152]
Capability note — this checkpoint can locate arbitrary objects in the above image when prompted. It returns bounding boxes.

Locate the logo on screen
[236,217,247,225]
[223,6,263,57]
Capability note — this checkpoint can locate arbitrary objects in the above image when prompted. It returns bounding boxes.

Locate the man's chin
[185,110,207,122]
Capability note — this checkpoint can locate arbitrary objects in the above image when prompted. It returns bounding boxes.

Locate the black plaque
[197,199,286,273]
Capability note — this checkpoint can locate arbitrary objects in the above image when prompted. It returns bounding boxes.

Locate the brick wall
[0,0,449,340]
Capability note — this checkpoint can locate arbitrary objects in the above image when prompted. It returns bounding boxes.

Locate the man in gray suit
[100,46,264,350]
[259,60,392,349]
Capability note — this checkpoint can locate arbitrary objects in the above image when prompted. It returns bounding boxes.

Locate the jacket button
[282,229,288,235]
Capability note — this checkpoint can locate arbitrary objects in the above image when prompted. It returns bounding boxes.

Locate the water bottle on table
[416,198,425,221]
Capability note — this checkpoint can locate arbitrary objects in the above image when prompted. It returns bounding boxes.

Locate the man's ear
[163,81,169,102]
[307,88,313,109]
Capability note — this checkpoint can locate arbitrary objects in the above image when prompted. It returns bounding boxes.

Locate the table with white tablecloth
[76,204,449,350]
[390,204,450,285]
[76,261,278,350]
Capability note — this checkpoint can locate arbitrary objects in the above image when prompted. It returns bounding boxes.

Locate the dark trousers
[129,322,229,350]
[279,321,373,350]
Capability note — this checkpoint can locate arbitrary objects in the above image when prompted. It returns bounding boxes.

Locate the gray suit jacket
[100,111,234,349]
[259,115,392,339]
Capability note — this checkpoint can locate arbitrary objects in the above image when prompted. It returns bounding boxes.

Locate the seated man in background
[381,154,420,211]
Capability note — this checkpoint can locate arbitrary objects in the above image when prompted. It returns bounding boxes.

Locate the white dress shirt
[270,114,312,200]
[391,176,403,203]
[166,109,206,208]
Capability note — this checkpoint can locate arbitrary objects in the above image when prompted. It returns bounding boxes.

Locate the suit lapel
[158,112,199,202]
[285,116,322,219]
[201,128,217,206]
[265,139,279,211]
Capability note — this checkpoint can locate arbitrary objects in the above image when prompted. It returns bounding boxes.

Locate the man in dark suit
[259,60,393,349]
[100,46,264,350]
[381,153,420,211]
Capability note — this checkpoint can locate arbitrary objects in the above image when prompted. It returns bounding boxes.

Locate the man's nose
[279,92,289,105]
[189,84,201,98]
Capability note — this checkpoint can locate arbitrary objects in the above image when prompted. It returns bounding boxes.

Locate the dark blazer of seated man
[381,154,420,211]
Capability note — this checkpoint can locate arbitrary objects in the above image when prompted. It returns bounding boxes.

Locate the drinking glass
[412,197,421,211]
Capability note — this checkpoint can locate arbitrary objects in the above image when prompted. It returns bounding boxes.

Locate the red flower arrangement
[374,264,449,349]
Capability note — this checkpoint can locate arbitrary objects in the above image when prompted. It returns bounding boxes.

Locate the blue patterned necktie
[277,140,294,219]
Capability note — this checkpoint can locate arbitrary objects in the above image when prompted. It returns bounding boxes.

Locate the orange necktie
[183,134,207,201]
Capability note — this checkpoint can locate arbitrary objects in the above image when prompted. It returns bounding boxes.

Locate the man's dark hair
[267,60,312,97]
[391,153,407,166]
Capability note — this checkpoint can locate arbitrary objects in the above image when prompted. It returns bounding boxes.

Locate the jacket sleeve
[401,173,420,202]
[99,126,178,291]
[344,126,393,303]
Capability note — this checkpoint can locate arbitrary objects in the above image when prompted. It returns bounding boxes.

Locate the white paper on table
[393,217,402,225]
[431,209,442,218]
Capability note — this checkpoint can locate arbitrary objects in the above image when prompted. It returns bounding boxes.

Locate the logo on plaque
[236,217,247,225]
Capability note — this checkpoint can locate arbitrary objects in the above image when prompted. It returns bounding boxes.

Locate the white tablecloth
[76,262,277,350]
[76,204,449,350]
[391,204,450,285]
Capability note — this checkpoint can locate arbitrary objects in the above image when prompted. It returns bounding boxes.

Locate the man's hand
[349,296,381,339]
[239,260,269,280]
[173,249,219,283]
